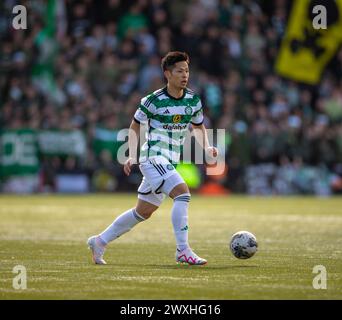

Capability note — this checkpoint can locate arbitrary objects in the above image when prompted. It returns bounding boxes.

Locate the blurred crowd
[0,0,342,194]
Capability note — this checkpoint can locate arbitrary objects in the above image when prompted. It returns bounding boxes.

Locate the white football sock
[171,193,191,251]
[98,208,145,245]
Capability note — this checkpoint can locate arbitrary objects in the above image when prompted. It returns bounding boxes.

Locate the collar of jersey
[163,86,186,100]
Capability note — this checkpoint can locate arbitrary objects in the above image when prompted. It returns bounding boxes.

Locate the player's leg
[98,198,158,243]
[162,176,207,265]
[87,199,158,265]
[168,182,191,251]
[87,176,163,265]
[135,198,159,219]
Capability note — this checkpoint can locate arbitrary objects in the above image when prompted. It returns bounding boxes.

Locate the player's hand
[206,146,218,158]
[124,157,137,176]
[206,146,218,163]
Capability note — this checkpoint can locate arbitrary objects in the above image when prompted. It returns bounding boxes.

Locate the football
[230,231,258,259]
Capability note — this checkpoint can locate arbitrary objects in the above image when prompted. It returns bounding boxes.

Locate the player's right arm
[124,94,155,176]
[124,120,140,176]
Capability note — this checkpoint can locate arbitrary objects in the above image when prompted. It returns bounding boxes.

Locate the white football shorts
[137,156,185,207]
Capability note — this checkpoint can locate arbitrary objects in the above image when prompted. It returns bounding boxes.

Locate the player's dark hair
[161,51,189,71]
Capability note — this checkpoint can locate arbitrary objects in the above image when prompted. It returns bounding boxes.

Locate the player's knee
[135,203,158,220]
[169,183,190,199]
[137,208,155,219]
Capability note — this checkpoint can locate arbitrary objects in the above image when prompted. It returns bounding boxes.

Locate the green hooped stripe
[139,105,154,118]
[193,108,202,117]
[150,128,185,139]
[153,97,200,109]
[148,140,182,153]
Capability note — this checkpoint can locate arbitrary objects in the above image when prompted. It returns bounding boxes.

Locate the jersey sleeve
[133,95,155,124]
[191,98,204,125]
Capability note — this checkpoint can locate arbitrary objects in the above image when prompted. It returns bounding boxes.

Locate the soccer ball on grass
[230,231,258,259]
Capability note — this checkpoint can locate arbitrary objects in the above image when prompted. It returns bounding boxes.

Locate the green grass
[0,194,341,300]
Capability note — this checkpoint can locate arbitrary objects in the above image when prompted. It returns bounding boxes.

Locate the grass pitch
[0,194,341,300]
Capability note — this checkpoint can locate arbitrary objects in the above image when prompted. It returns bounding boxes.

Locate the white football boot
[87,236,107,265]
[176,247,207,265]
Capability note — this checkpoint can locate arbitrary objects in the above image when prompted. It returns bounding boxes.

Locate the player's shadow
[143,264,259,270]
[93,261,259,270]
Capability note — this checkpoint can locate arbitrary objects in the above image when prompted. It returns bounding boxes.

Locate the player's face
[166,61,189,89]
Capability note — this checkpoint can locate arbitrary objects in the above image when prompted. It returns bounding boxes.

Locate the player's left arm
[192,123,218,158]
[191,97,218,158]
